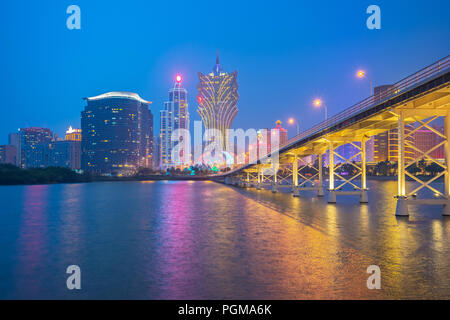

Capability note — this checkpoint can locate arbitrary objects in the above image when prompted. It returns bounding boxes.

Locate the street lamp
[314,98,327,121]
[356,70,373,96]
[288,118,299,135]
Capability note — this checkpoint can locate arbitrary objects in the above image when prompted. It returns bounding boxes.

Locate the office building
[81,92,153,174]
[18,127,53,168]
[0,145,17,165]
[160,75,190,169]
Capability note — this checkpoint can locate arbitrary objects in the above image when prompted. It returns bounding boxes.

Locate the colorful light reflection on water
[0,180,449,299]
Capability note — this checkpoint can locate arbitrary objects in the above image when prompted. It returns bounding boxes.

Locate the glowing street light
[288,117,299,135]
[314,98,327,121]
[356,69,373,96]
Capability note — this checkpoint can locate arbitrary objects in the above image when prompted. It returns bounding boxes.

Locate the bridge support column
[328,142,336,203]
[292,154,299,197]
[272,165,278,193]
[360,137,369,203]
[256,167,262,190]
[445,112,450,216]
[395,111,409,216]
[317,153,324,197]
[245,172,250,188]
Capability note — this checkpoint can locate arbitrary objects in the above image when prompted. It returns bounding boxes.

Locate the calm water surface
[0,180,449,299]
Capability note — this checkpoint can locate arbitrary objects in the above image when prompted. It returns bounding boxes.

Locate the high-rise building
[65,126,82,141]
[414,126,444,160]
[373,126,415,162]
[388,126,415,162]
[0,145,17,165]
[371,85,415,163]
[272,120,288,148]
[7,133,20,166]
[24,140,81,170]
[81,92,153,174]
[160,75,190,169]
[366,137,375,162]
[152,136,160,170]
[197,51,239,150]
[374,131,389,162]
[17,127,53,168]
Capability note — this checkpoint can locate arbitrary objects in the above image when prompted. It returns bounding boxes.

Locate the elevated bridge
[217,56,450,216]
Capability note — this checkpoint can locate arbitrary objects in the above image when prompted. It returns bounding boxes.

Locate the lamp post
[356,70,373,96]
[288,118,299,135]
[314,98,327,121]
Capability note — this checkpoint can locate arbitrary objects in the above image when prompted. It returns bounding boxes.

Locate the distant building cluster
[2,127,81,170]
[3,59,442,176]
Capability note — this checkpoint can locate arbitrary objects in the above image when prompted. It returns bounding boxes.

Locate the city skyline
[1,1,450,303]
[1,1,449,145]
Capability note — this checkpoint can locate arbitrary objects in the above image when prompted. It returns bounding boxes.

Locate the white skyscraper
[160,75,190,169]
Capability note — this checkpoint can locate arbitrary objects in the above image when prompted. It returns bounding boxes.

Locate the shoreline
[0,174,444,186]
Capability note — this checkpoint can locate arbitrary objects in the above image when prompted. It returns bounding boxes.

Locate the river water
[0,180,449,299]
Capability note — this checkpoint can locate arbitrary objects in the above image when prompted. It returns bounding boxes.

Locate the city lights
[356,69,373,95]
[313,99,322,107]
[313,98,327,121]
[287,118,299,135]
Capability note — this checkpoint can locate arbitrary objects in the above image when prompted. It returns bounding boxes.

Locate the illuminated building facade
[371,85,414,163]
[373,127,415,162]
[197,52,239,149]
[0,145,17,165]
[414,126,444,160]
[374,132,388,162]
[18,127,53,168]
[272,120,288,148]
[81,92,153,174]
[65,126,82,141]
[160,75,190,169]
[387,126,415,162]
[24,140,81,170]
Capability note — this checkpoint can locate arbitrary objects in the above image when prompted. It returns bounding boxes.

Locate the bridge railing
[284,55,450,148]
[220,55,450,176]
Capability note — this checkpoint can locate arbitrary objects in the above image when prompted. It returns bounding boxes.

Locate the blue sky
[0,0,449,144]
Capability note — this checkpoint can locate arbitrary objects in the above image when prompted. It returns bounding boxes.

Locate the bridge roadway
[214,55,450,216]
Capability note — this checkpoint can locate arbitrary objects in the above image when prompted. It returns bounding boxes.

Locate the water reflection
[15,185,50,298]
[0,180,448,299]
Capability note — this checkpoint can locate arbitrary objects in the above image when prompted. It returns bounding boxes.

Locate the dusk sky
[0,0,449,144]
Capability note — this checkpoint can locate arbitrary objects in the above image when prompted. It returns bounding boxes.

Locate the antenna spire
[216,49,219,65]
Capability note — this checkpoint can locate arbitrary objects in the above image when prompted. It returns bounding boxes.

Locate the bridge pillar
[318,153,324,197]
[272,165,278,193]
[328,142,336,203]
[292,154,299,197]
[245,172,250,188]
[444,112,450,216]
[395,111,409,216]
[257,167,262,190]
[360,137,369,203]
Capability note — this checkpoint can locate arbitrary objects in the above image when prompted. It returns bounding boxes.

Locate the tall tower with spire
[197,51,239,150]
[160,74,190,169]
